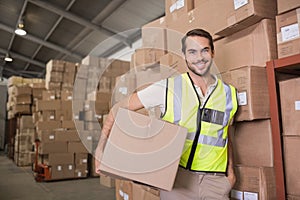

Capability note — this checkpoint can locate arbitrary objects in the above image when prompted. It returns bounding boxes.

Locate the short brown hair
[181,29,214,54]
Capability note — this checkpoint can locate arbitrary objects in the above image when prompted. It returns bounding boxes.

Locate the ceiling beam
[2,67,35,78]
[0,22,82,60]
[28,0,132,47]
[0,48,45,68]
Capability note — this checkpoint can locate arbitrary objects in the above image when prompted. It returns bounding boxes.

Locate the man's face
[184,36,214,76]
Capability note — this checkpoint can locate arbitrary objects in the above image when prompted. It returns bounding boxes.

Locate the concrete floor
[0,151,116,200]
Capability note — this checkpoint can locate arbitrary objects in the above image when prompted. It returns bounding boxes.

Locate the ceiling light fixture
[4,53,13,62]
[15,19,27,36]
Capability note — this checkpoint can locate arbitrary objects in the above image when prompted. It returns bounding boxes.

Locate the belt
[179,166,226,176]
[195,171,226,176]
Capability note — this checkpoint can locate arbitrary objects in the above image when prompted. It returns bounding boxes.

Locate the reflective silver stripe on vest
[186,131,196,140]
[173,75,182,124]
[197,83,232,147]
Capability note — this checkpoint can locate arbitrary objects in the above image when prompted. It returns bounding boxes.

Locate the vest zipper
[186,76,218,170]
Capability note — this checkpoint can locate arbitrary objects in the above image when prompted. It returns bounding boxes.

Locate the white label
[49,135,55,140]
[119,190,124,197]
[82,159,87,163]
[87,136,92,140]
[68,165,73,170]
[74,115,79,120]
[119,87,128,95]
[295,101,300,110]
[231,189,243,199]
[50,95,55,99]
[77,172,82,177]
[67,96,72,100]
[176,0,184,9]
[281,23,300,42]
[50,115,54,120]
[169,3,177,13]
[57,165,62,171]
[237,91,247,106]
[123,193,129,200]
[244,191,258,200]
[85,104,90,109]
[234,0,248,10]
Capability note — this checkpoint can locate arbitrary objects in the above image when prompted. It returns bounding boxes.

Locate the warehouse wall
[0,83,7,150]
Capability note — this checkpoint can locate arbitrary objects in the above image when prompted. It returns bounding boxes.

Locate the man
[95,29,238,199]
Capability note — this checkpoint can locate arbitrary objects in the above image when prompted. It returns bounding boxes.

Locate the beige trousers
[160,167,232,200]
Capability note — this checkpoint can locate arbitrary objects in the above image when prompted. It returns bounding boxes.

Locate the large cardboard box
[277,0,300,14]
[214,19,277,73]
[142,16,167,51]
[165,0,194,23]
[115,179,133,200]
[19,115,34,129]
[221,66,270,121]
[231,166,276,200]
[276,8,300,59]
[132,182,160,200]
[100,108,187,191]
[43,153,74,165]
[279,77,300,136]
[283,136,300,196]
[38,142,68,154]
[233,120,273,167]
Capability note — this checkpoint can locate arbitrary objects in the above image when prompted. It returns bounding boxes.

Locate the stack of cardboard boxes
[6,76,45,165]
[34,60,90,180]
[276,0,300,199]
[275,1,300,197]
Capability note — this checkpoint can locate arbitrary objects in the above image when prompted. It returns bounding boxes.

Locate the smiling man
[95,28,238,199]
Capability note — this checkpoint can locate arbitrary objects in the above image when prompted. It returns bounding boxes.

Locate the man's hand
[94,134,108,175]
[226,169,236,188]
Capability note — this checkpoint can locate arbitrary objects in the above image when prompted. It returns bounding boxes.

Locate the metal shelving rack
[266,53,300,200]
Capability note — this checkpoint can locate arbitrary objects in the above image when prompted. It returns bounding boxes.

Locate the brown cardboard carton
[54,130,80,142]
[221,66,270,121]
[277,0,300,14]
[165,0,194,23]
[36,121,61,132]
[233,120,273,167]
[283,136,300,196]
[132,182,160,200]
[214,19,277,73]
[279,77,300,136]
[37,130,55,143]
[12,104,31,114]
[46,60,65,72]
[100,175,116,188]
[74,153,88,165]
[42,90,56,100]
[142,16,167,51]
[61,120,76,129]
[19,115,34,129]
[276,8,300,59]
[36,100,61,111]
[67,141,88,153]
[43,153,74,165]
[38,142,68,154]
[287,194,300,200]
[231,166,276,200]
[115,179,133,200]
[100,108,187,191]
[50,164,75,180]
[13,94,32,104]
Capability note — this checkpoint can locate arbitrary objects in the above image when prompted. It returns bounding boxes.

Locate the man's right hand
[94,134,108,175]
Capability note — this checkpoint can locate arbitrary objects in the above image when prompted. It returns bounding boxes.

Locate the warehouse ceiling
[0,0,165,79]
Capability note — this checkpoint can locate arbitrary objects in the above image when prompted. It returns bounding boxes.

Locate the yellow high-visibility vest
[162,73,238,172]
